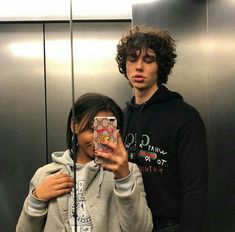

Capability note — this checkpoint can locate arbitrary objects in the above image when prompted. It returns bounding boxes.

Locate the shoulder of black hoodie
[124,84,204,129]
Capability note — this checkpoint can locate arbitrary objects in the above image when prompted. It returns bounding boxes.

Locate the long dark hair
[66,93,123,150]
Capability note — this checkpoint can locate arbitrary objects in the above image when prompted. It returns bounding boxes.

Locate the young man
[116,25,208,232]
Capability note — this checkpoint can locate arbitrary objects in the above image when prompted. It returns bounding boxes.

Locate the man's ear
[70,121,79,134]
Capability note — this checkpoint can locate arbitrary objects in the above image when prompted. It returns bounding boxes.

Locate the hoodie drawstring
[96,166,104,198]
[124,103,146,159]
[135,103,146,157]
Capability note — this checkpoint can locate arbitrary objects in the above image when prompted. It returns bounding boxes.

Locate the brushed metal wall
[133,0,208,123]
[1,1,234,231]
[207,0,235,231]
[0,24,46,231]
[0,21,131,231]
[45,22,131,157]
[132,0,235,231]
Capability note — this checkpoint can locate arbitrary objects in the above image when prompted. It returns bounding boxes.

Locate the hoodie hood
[128,84,183,107]
[52,150,74,166]
[123,84,183,158]
[51,150,100,170]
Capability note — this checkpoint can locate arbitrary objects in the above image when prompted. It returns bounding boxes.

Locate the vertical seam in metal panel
[70,0,78,229]
[206,0,210,130]
[206,2,211,231]
[131,0,133,28]
[43,23,49,164]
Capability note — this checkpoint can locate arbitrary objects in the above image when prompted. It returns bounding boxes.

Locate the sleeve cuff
[27,189,47,215]
[115,172,134,195]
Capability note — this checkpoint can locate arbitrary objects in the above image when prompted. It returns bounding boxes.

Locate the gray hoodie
[16,150,153,232]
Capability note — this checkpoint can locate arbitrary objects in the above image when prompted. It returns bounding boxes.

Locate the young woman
[16,93,153,232]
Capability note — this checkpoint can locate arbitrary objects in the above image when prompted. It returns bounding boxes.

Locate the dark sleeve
[177,117,208,232]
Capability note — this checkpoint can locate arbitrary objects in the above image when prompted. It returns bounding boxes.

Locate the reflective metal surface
[0,24,46,231]
[132,0,235,231]
[1,0,234,231]
[0,21,131,231]
[133,0,208,122]
[207,0,235,231]
[45,22,131,156]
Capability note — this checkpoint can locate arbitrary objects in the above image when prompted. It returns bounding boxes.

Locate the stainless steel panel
[132,0,235,231]
[133,0,208,124]
[0,24,46,231]
[207,0,235,231]
[0,21,131,231]
[45,22,132,157]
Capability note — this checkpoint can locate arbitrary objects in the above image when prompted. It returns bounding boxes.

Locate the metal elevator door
[132,0,235,231]
[0,21,131,232]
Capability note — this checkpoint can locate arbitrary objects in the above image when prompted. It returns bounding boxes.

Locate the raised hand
[33,171,74,201]
[95,132,130,179]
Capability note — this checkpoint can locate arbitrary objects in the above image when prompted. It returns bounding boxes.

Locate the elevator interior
[0,1,235,231]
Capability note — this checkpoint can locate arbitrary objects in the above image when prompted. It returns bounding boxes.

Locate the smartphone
[93,116,117,164]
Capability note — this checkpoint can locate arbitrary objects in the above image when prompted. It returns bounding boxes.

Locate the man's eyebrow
[144,53,156,58]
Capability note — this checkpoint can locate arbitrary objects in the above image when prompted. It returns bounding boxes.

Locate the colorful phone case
[93,116,117,164]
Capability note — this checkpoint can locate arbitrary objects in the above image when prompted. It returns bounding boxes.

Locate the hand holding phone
[93,116,117,164]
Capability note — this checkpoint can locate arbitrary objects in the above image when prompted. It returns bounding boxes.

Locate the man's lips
[133,75,144,82]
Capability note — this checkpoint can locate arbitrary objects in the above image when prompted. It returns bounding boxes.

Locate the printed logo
[69,181,93,232]
[125,132,168,174]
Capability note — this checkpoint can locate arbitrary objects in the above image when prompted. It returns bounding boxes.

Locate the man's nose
[135,58,144,71]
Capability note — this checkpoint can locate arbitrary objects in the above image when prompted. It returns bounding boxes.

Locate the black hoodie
[123,84,208,232]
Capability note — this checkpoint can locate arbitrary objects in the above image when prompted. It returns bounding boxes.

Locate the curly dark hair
[116,25,177,84]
